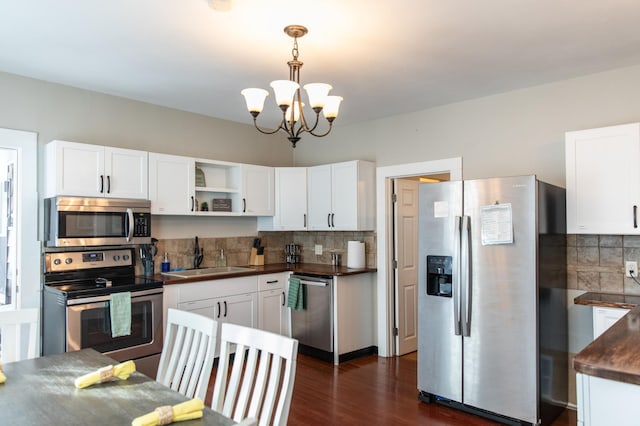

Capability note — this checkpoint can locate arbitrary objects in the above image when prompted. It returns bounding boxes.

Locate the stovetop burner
[44,247,164,299]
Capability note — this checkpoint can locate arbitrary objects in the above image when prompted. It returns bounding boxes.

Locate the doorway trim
[375,157,462,357]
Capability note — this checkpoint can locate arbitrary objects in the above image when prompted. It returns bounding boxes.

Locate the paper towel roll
[347,241,365,268]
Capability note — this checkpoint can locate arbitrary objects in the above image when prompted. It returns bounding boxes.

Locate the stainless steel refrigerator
[417,175,568,425]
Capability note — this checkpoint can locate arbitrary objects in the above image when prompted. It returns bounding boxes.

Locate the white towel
[110,292,131,337]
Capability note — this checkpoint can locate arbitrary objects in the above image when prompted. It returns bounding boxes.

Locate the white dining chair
[156,308,218,401]
[0,308,39,363]
[211,322,298,426]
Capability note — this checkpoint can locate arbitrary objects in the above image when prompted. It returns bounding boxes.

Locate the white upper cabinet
[566,123,640,234]
[148,153,194,215]
[45,140,148,199]
[258,167,307,230]
[238,164,274,216]
[307,160,375,231]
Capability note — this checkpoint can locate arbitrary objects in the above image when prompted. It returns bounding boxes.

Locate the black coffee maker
[426,255,452,297]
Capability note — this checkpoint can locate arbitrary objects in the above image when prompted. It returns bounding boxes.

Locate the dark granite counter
[156,263,377,286]
[574,292,640,385]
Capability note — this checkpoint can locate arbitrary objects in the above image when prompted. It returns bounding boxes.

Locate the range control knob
[53,258,61,266]
[113,255,120,261]
[65,258,73,265]
[123,254,130,261]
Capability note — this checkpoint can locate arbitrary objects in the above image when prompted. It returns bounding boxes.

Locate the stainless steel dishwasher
[289,273,333,361]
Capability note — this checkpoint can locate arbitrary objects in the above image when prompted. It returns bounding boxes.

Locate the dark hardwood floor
[206,352,577,425]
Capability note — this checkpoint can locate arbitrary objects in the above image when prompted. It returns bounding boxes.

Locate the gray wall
[0,70,294,238]
[294,63,640,188]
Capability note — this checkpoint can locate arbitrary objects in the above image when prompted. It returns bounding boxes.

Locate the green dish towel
[110,292,132,338]
[287,277,304,310]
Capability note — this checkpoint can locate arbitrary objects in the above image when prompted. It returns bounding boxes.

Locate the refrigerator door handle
[461,215,471,337]
[453,215,462,336]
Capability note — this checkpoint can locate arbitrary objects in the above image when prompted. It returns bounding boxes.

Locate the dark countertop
[574,292,640,385]
[574,291,640,310]
[157,263,377,286]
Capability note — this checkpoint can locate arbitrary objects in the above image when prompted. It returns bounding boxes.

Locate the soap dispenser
[161,252,171,272]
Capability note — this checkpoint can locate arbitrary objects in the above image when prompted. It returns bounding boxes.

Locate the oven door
[66,288,163,362]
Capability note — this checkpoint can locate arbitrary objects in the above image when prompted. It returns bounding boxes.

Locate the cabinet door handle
[303,213,307,228]
[635,205,638,229]
[223,300,228,317]
[331,213,335,228]
[99,175,104,193]
[191,196,195,212]
[327,213,331,227]
[243,198,246,213]
[216,301,221,318]
[106,175,111,194]
[282,291,285,306]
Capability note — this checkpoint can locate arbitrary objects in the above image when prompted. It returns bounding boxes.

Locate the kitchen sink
[161,266,255,278]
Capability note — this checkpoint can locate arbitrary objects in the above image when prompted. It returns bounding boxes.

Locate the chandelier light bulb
[241,88,269,116]
[270,80,299,108]
[285,102,305,123]
[322,96,343,120]
[303,83,332,109]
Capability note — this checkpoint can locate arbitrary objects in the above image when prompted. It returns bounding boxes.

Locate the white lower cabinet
[164,276,258,357]
[577,373,640,426]
[333,273,376,364]
[257,272,290,336]
[164,273,292,357]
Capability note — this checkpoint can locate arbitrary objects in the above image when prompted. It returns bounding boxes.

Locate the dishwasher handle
[297,279,329,287]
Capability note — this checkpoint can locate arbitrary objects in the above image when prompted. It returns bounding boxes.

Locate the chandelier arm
[308,121,334,138]
[251,117,285,135]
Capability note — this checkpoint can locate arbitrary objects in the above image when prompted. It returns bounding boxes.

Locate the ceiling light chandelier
[241,25,343,148]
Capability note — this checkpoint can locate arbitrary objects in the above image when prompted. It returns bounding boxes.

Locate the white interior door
[394,178,419,355]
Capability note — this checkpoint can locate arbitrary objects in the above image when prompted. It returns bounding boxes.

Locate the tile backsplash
[143,231,376,275]
[567,234,640,295]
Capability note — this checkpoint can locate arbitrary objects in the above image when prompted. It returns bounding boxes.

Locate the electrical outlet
[314,244,323,255]
[626,261,638,278]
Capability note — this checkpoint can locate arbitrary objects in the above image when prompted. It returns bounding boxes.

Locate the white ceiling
[1,1,640,128]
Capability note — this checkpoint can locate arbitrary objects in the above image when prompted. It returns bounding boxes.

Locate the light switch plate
[314,244,323,255]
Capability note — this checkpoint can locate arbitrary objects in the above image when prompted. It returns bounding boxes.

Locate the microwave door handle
[125,208,134,242]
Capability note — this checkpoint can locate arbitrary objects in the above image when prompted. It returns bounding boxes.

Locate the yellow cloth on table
[131,398,204,426]
[74,360,136,389]
[0,360,5,384]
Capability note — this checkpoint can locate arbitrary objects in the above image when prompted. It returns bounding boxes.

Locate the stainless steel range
[42,247,164,377]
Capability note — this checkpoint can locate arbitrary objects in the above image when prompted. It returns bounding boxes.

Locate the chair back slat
[156,308,217,401]
[211,322,298,426]
[0,308,39,363]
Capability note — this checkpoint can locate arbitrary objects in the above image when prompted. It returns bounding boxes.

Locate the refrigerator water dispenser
[426,255,452,297]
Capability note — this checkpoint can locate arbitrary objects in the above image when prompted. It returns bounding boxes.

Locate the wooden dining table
[0,348,236,425]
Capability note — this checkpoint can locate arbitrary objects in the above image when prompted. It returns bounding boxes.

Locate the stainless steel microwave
[44,196,151,247]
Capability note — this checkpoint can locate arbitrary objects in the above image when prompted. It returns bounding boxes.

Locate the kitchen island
[573,292,640,425]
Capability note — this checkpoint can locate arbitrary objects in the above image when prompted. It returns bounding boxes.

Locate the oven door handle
[125,208,134,242]
[66,288,163,305]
